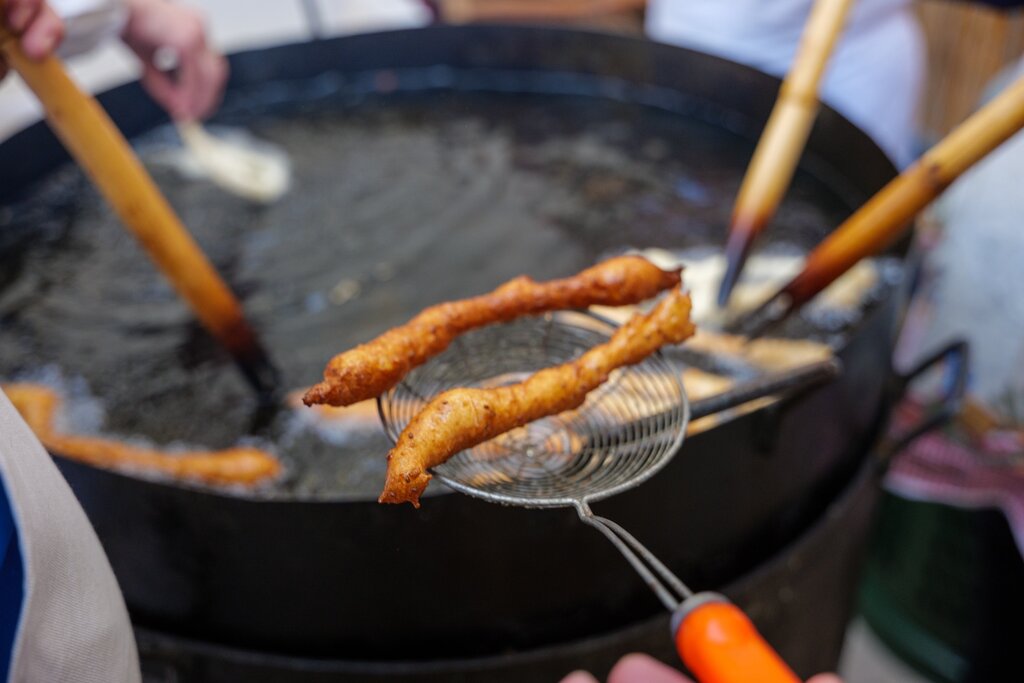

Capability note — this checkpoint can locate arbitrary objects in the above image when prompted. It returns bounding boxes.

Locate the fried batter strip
[303,256,681,408]
[380,289,695,506]
[3,383,281,486]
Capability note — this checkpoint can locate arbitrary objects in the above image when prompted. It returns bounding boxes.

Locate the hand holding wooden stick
[0,21,280,398]
[719,0,854,307]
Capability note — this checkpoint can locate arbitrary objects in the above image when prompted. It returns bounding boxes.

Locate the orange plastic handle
[674,598,800,683]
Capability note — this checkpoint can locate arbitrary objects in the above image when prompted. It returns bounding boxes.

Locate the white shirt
[646,0,926,167]
[50,0,128,57]
[0,390,139,683]
[910,59,1024,406]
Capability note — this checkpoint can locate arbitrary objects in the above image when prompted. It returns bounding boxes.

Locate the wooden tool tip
[725,288,793,339]
[718,214,767,308]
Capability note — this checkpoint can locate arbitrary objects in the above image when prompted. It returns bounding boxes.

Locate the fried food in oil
[286,389,380,429]
[681,367,735,402]
[379,289,695,506]
[3,383,281,486]
[303,256,681,408]
[685,330,832,370]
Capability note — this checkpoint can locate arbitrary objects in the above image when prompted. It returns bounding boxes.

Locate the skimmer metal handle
[575,502,800,683]
[575,501,692,610]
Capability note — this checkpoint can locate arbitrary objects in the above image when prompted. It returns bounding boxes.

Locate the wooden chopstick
[719,0,855,307]
[733,72,1024,337]
[0,30,279,398]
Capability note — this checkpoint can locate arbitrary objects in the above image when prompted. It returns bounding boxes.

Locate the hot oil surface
[0,91,855,498]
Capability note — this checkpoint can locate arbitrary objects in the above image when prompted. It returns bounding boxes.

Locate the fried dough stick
[3,383,281,486]
[380,289,695,506]
[304,256,681,408]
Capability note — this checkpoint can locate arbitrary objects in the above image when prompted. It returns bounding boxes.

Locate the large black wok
[1,25,909,663]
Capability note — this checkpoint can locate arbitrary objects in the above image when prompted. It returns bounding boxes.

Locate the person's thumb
[560,671,599,683]
[808,674,843,683]
[609,654,693,683]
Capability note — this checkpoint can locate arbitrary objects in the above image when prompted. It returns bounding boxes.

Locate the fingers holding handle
[2,0,63,63]
[121,0,226,121]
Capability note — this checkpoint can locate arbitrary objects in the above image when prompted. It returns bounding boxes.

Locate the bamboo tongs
[0,26,280,399]
[718,0,854,307]
[729,72,1024,339]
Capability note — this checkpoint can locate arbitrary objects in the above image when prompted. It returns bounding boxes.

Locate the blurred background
[2,2,1022,682]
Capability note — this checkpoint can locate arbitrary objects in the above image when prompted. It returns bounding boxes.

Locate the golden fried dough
[304,256,681,408]
[380,289,694,506]
[4,383,280,486]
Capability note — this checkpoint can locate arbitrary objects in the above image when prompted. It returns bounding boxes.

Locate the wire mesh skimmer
[380,309,837,683]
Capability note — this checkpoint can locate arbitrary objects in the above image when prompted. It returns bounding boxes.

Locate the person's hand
[560,653,845,683]
[121,0,226,121]
[1,0,63,78]
[562,654,694,683]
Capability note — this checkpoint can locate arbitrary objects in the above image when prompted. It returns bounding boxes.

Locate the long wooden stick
[788,72,1024,302]
[0,31,279,397]
[719,0,854,307]
[738,72,1024,336]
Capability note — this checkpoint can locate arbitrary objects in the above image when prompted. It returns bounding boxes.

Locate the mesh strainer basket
[378,309,821,683]
[379,310,689,510]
